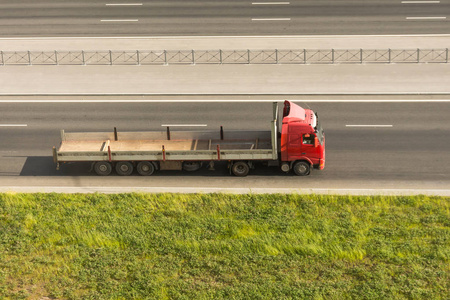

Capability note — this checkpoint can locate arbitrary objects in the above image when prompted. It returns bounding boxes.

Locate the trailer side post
[108,145,112,162]
[166,127,170,140]
[52,146,58,163]
[271,102,279,160]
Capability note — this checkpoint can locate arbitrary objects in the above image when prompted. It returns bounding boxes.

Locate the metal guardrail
[0,49,448,65]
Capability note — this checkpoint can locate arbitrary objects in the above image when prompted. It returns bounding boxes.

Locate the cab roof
[282,100,307,123]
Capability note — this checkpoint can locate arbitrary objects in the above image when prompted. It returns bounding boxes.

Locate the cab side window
[302,134,314,146]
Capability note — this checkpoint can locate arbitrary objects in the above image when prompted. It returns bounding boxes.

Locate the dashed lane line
[105,3,143,5]
[100,19,139,22]
[346,125,393,128]
[402,1,440,3]
[252,2,291,4]
[0,124,27,127]
[406,16,446,19]
[252,18,291,21]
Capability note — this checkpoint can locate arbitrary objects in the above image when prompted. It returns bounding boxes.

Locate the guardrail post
[417,48,420,63]
[137,50,140,65]
[1,51,3,66]
[220,49,223,64]
[388,48,391,63]
[332,49,335,64]
[192,49,195,65]
[360,49,363,64]
[447,48,448,63]
[304,49,306,64]
[55,50,58,65]
[109,50,113,65]
[275,49,278,64]
[28,51,32,65]
[164,50,167,65]
[247,49,250,64]
[82,50,85,65]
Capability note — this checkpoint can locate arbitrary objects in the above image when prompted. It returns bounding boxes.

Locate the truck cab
[280,101,325,175]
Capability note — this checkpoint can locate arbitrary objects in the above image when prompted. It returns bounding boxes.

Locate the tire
[293,161,311,176]
[231,161,250,177]
[182,161,202,172]
[136,161,155,176]
[94,161,112,176]
[115,161,134,176]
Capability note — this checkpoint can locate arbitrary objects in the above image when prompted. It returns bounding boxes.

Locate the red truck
[53,101,325,176]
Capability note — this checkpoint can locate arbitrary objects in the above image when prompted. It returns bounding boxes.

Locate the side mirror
[314,137,319,147]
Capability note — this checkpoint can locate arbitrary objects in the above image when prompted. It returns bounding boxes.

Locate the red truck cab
[280,101,325,175]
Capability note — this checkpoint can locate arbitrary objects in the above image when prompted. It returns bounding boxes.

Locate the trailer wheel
[182,161,202,172]
[94,161,112,176]
[231,161,250,177]
[115,161,134,176]
[293,161,310,176]
[137,161,155,176]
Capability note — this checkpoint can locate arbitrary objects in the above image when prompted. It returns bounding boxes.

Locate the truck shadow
[19,156,93,176]
[18,156,292,177]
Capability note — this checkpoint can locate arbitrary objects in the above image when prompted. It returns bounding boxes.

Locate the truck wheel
[231,161,250,177]
[115,161,134,176]
[94,161,112,176]
[137,161,155,176]
[182,161,202,172]
[293,161,310,176]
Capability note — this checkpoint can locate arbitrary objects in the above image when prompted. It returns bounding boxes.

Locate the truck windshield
[315,113,324,145]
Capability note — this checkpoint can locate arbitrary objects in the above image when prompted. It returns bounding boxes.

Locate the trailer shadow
[18,156,291,177]
[19,156,93,176]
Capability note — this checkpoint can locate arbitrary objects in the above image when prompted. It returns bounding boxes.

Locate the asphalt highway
[0,101,449,194]
[0,0,449,36]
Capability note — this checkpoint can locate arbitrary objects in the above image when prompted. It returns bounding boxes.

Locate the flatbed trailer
[53,101,325,176]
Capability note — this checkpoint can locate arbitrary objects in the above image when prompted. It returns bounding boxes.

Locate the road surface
[0,100,449,195]
[0,0,449,36]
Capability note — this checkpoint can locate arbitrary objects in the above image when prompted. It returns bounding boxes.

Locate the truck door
[301,133,315,156]
[288,132,314,160]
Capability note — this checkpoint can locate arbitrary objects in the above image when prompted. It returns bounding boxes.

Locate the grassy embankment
[0,193,449,299]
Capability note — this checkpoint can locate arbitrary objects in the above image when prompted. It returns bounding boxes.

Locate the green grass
[0,193,449,299]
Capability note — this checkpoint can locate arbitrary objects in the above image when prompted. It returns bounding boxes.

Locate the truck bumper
[319,158,325,170]
[314,158,325,170]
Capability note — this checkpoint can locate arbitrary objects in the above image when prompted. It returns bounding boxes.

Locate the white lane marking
[105,3,143,5]
[252,18,291,21]
[252,2,290,4]
[406,17,446,19]
[100,19,139,22]
[0,124,27,127]
[402,1,440,3]
[346,125,393,127]
[161,124,207,127]
[1,34,450,39]
[1,100,450,103]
